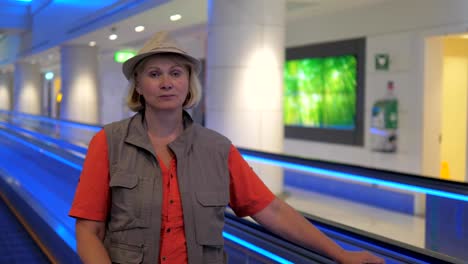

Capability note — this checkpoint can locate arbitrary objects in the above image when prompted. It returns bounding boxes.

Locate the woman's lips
[158,95,176,100]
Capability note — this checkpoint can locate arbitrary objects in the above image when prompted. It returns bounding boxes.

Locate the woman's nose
[160,75,172,90]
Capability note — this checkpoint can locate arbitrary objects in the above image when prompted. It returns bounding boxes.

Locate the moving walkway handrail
[300,213,462,264]
[0,110,101,132]
[238,148,468,197]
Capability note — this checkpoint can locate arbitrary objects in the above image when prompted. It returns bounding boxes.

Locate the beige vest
[103,111,231,264]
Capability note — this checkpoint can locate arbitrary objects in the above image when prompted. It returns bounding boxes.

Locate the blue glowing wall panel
[284,169,415,215]
[426,195,468,261]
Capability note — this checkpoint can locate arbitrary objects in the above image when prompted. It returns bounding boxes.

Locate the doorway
[423,34,468,182]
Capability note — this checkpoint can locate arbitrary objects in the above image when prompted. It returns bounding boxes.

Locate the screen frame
[284,37,366,146]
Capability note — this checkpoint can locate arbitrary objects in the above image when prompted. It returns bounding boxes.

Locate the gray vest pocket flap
[108,242,143,264]
[194,192,228,246]
[109,172,138,189]
[195,191,229,206]
[109,172,147,231]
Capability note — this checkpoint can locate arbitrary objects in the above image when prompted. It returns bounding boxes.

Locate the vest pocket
[193,191,228,246]
[194,191,228,263]
[108,242,143,264]
[109,172,146,231]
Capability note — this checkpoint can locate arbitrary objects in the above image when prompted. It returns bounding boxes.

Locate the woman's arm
[252,197,384,264]
[75,218,111,264]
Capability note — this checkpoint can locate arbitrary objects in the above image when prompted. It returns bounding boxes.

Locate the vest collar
[124,110,195,158]
[168,111,195,158]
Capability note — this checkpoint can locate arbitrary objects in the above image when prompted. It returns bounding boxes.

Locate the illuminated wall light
[134,25,145,32]
[89,41,96,47]
[170,14,182,21]
[56,92,63,103]
[114,50,137,63]
[45,72,54,80]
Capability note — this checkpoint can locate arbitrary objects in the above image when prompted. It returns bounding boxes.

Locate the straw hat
[122,31,201,80]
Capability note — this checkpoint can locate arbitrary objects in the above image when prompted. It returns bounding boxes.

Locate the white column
[13,61,42,114]
[0,71,13,110]
[206,0,285,194]
[99,49,129,124]
[60,45,99,124]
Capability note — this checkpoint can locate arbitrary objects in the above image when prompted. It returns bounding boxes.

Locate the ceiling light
[45,72,54,80]
[108,26,118,40]
[135,26,145,32]
[89,41,96,46]
[170,14,182,21]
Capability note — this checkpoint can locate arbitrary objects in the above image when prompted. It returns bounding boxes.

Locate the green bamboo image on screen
[284,55,357,130]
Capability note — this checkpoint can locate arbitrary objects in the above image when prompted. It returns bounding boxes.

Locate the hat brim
[122,48,201,80]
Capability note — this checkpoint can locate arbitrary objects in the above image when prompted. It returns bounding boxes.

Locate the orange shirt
[69,130,275,263]
[158,157,187,263]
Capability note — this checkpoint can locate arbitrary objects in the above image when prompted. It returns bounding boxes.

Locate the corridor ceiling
[0,0,389,69]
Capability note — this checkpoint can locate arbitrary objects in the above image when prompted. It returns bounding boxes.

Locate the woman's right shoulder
[89,129,108,147]
[103,118,131,130]
[103,116,135,137]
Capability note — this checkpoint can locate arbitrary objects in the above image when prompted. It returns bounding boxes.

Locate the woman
[69,31,384,264]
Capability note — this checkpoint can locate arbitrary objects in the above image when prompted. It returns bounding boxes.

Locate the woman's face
[136,55,190,112]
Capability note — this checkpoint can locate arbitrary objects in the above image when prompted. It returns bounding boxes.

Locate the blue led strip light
[223,232,293,264]
[243,155,468,202]
[0,129,82,171]
[0,122,88,154]
[8,112,101,132]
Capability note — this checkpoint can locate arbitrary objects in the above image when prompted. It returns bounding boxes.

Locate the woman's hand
[335,250,385,264]
[252,199,385,264]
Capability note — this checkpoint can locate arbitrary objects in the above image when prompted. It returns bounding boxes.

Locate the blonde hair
[126,53,202,112]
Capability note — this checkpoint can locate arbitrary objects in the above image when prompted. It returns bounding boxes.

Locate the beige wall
[422,37,443,178]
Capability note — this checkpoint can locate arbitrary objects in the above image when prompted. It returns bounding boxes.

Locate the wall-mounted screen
[284,55,357,129]
[284,38,365,146]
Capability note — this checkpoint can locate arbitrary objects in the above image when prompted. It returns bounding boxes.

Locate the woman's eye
[149,71,161,77]
[171,71,181,77]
